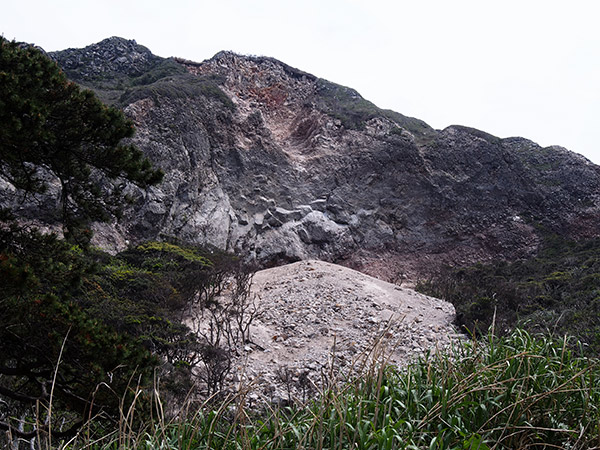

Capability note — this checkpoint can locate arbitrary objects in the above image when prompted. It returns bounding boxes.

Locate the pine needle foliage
[0,37,163,239]
[0,37,165,443]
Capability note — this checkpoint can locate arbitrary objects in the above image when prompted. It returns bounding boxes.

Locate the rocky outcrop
[51,37,160,82]
[10,38,599,279]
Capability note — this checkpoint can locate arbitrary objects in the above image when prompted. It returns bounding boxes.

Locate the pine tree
[0,38,163,440]
[0,37,163,240]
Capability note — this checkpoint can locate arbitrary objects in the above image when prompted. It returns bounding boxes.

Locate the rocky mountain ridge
[15,37,600,279]
[52,37,160,81]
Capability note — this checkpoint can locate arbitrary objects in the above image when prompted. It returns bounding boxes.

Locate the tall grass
[23,329,600,449]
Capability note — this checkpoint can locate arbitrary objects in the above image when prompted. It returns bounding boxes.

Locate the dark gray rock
[4,38,599,279]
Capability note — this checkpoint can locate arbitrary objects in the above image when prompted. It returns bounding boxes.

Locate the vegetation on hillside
[119,73,235,110]
[315,79,433,139]
[0,231,256,446]
[417,234,600,354]
[49,330,600,449]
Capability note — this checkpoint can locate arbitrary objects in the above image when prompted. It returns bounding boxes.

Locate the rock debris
[229,259,460,404]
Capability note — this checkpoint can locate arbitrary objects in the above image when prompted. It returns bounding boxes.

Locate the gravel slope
[230,260,459,404]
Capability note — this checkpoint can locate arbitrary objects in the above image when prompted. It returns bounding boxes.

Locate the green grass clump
[65,329,600,449]
[135,241,213,265]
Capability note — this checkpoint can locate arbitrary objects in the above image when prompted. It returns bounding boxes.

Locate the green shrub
[130,58,186,86]
[119,74,234,110]
[417,235,600,354]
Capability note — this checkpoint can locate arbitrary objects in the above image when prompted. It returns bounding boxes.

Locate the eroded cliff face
[23,38,600,278]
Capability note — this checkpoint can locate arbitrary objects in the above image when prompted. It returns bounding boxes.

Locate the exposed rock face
[15,38,600,278]
[52,37,160,82]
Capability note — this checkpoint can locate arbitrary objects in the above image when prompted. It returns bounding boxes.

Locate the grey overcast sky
[3,0,600,163]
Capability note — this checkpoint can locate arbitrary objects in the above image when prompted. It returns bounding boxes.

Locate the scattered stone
[215,259,461,405]
[308,199,327,211]
[271,207,303,222]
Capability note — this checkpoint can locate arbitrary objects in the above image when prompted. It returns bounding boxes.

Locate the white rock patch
[230,259,460,404]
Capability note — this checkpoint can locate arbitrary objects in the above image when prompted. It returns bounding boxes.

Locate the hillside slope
[14,37,600,278]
